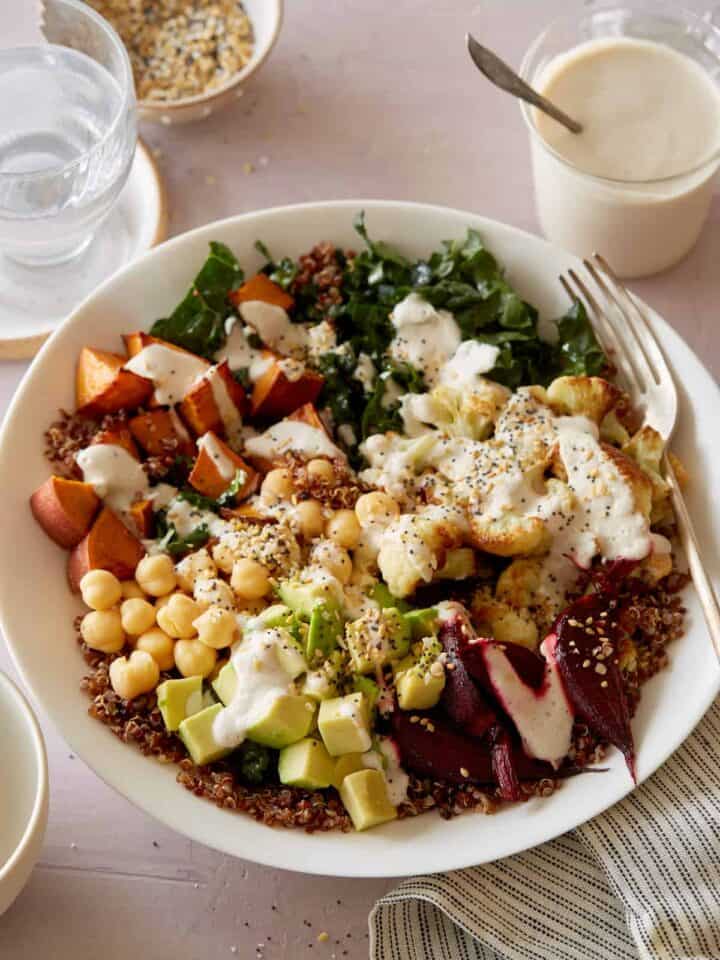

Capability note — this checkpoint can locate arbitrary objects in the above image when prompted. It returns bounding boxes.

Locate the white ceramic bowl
[0,671,48,915]
[0,201,718,878]
[138,0,283,125]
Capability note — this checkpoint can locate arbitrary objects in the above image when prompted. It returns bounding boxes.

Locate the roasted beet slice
[392,710,552,786]
[490,725,523,802]
[547,590,636,780]
[461,638,546,693]
[439,612,497,738]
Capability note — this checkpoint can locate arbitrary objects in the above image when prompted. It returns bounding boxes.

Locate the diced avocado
[394,637,445,710]
[252,603,292,628]
[178,703,231,765]
[246,694,316,749]
[278,738,335,789]
[273,629,307,678]
[339,769,397,831]
[157,676,204,732]
[302,654,341,701]
[369,582,411,613]
[278,578,341,618]
[306,604,343,661]
[202,688,217,708]
[212,661,238,706]
[353,675,380,716]
[403,607,438,641]
[332,752,366,789]
[345,607,411,674]
[436,547,476,581]
[318,692,372,757]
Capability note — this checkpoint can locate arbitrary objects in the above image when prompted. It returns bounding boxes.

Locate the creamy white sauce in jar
[76,444,149,513]
[528,37,720,277]
[124,344,208,406]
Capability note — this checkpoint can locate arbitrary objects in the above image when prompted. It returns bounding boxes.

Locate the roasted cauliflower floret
[546,375,621,424]
[601,443,653,519]
[495,556,543,609]
[400,379,510,441]
[471,589,539,650]
[667,450,689,489]
[622,426,671,522]
[376,506,465,597]
[600,408,631,446]
[468,510,547,558]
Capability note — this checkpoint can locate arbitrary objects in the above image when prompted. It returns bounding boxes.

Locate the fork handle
[664,454,720,663]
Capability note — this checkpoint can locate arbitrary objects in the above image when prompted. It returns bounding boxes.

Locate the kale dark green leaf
[550,298,606,378]
[150,242,243,359]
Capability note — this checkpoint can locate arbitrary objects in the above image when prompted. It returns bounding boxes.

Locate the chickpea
[80,610,125,653]
[120,597,156,636]
[120,580,145,600]
[230,558,270,600]
[193,577,235,611]
[355,491,400,527]
[194,606,237,649]
[294,499,325,540]
[135,627,175,671]
[211,541,236,575]
[109,649,160,700]
[80,569,122,611]
[135,554,177,597]
[175,548,217,592]
[326,509,361,550]
[307,458,335,484]
[155,593,173,611]
[174,638,217,678]
[156,593,206,639]
[260,467,294,505]
[310,540,352,585]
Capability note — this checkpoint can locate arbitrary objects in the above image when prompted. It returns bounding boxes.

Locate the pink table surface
[1,1,718,957]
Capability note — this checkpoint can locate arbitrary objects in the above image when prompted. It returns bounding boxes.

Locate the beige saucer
[0,138,167,361]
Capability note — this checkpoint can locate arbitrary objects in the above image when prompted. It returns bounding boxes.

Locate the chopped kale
[150,242,243,359]
[216,468,249,507]
[156,519,211,557]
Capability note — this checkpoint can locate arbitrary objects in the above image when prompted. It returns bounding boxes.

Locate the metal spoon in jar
[467,33,583,135]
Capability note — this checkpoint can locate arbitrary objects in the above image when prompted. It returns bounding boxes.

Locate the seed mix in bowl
[87,0,254,101]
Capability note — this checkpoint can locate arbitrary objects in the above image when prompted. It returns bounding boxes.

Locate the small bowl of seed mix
[87,0,283,124]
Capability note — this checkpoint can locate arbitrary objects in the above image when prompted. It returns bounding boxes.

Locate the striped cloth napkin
[370,697,720,960]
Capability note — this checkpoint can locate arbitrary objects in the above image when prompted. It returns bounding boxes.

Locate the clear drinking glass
[519,2,720,278]
[0,0,137,267]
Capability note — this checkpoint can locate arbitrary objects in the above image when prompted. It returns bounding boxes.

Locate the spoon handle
[467,34,583,135]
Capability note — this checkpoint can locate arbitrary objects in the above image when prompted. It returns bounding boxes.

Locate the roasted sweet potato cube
[129,409,194,458]
[76,347,152,417]
[229,273,294,311]
[251,356,324,420]
[122,331,201,360]
[92,423,140,459]
[179,360,246,438]
[188,432,257,501]
[30,476,100,549]
[68,507,146,592]
[129,499,155,538]
[287,403,327,431]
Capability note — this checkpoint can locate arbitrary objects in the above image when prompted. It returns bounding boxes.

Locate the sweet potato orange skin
[129,499,155,538]
[76,347,152,417]
[250,358,323,420]
[188,431,257,501]
[30,476,100,549]
[179,360,246,437]
[129,409,194,458]
[228,273,294,311]
[287,403,327,431]
[68,507,145,592]
[92,424,140,459]
[122,331,201,360]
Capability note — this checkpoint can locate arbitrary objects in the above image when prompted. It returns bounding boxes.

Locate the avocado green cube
[278,578,341,618]
[352,675,380,716]
[274,632,307,678]
[345,608,411,674]
[318,693,372,757]
[403,607,439,641]
[395,656,445,710]
[212,661,237,706]
[178,703,231,765]
[332,752,366,789]
[157,676,204,732]
[278,738,335,789]
[246,694,316,749]
[369,582,410,612]
[339,769,397,831]
[306,604,343,661]
[302,666,339,702]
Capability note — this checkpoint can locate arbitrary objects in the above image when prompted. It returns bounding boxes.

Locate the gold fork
[560,254,720,662]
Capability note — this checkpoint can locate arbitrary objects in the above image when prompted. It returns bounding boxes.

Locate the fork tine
[560,269,637,393]
[578,261,651,393]
[591,254,670,386]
